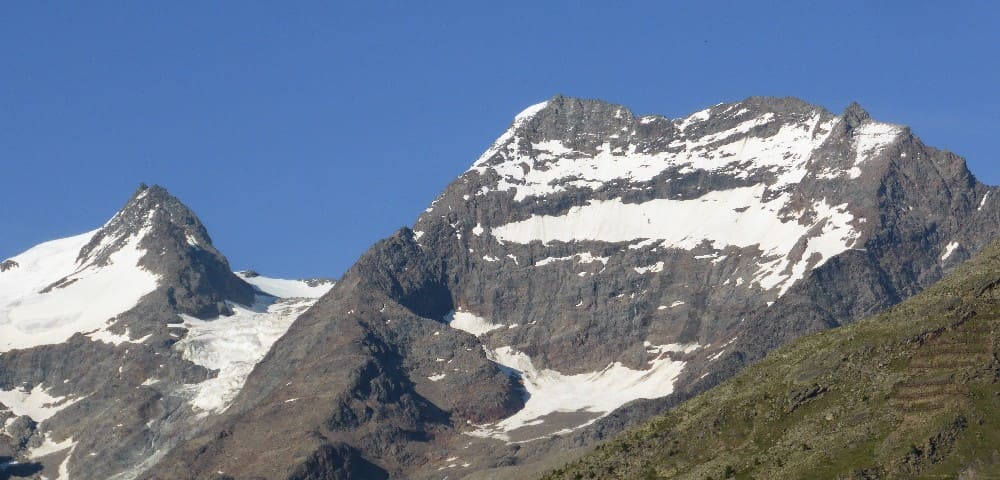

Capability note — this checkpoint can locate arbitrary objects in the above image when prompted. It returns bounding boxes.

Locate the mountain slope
[144,96,997,479]
[0,185,332,480]
[543,237,1000,480]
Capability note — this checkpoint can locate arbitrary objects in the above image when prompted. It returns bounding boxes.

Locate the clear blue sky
[1,2,997,278]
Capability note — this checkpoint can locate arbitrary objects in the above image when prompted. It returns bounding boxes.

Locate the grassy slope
[543,240,1000,480]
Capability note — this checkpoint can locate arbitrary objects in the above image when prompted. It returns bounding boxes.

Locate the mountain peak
[79,184,254,316]
[842,101,871,127]
[77,183,213,266]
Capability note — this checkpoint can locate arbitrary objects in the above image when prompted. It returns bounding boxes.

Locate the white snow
[633,262,665,274]
[29,435,74,459]
[980,191,991,211]
[0,384,83,422]
[677,108,711,131]
[469,345,688,442]
[175,296,317,415]
[941,241,959,261]
[472,223,485,236]
[472,101,550,167]
[236,273,333,299]
[669,301,686,308]
[534,252,608,267]
[471,109,840,202]
[55,443,75,479]
[853,121,902,164]
[444,309,503,336]
[628,238,660,250]
[428,373,447,382]
[493,185,860,295]
[0,228,159,352]
[86,329,151,346]
[185,233,200,247]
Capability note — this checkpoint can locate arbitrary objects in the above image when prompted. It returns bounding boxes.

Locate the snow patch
[445,309,503,336]
[941,241,959,261]
[29,435,74,459]
[633,262,665,274]
[677,108,711,131]
[854,122,902,164]
[0,384,83,422]
[534,252,608,267]
[86,328,151,346]
[468,345,688,442]
[237,273,333,299]
[472,101,550,167]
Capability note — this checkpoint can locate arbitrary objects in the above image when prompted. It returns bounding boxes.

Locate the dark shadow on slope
[287,443,389,480]
[0,457,44,479]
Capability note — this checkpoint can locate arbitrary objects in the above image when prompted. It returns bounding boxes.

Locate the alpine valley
[0,96,996,480]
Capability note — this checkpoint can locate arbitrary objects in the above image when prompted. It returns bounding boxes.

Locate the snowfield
[236,272,333,298]
[0,228,159,352]
[445,309,698,443]
[468,344,693,442]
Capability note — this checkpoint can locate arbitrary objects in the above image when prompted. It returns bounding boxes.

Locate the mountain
[141,96,995,479]
[0,96,995,480]
[543,237,1000,479]
[0,185,333,479]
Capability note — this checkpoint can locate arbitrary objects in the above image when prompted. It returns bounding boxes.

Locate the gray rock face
[143,96,996,479]
[144,230,524,479]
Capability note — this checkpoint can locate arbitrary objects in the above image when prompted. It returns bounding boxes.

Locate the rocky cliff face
[142,96,996,479]
[0,185,331,480]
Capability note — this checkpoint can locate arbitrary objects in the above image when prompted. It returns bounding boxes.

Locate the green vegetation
[544,240,1000,480]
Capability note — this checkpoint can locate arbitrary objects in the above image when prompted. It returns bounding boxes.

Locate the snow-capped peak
[456,97,910,297]
[78,184,217,267]
[0,184,255,351]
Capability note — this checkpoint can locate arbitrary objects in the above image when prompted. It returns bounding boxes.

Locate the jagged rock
[5,416,40,452]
